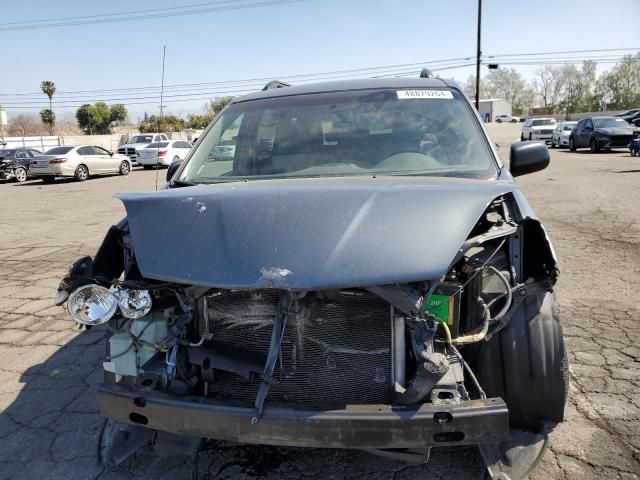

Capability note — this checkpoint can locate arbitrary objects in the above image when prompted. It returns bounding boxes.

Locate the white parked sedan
[136,140,192,168]
[495,114,520,123]
[29,145,132,183]
[521,118,557,142]
[551,121,577,148]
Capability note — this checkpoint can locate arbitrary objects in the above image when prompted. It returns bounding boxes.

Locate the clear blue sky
[1,0,638,121]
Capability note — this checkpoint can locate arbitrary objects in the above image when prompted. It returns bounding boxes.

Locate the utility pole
[475,0,482,110]
[156,45,166,191]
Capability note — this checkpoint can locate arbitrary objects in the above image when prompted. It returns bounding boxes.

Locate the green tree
[484,68,534,115]
[75,103,129,134]
[206,96,234,116]
[109,104,128,125]
[138,114,185,133]
[602,54,640,110]
[186,114,213,129]
[40,109,56,135]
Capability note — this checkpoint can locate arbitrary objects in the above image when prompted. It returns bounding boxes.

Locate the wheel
[41,177,55,184]
[511,119,517,123]
[529,133,533,141]
[14,166,28,183]
[119,161,130,175]
[472,293,568,431]
[550,138,556,148]
[569,137,576,151]
[74,164,89,182]
[589,138,599,153]
[496,119,502,123]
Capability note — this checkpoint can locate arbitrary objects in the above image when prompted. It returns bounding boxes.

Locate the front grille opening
[204,290,393,408]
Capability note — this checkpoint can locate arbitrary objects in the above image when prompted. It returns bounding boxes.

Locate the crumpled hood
[116,177,518,290]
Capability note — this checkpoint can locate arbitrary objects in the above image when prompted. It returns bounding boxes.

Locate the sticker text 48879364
[396,90,454,99]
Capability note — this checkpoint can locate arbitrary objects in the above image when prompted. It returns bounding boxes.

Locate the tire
[119,161,130,176]
[529,133,533,141]
[589,138,599,153]
[520,135,525,141]
[74,164,89,182]
[511,119,517,123]
[569,137,576,151]
[41,177,55,184]
[550,138,556,149]
[472,293,568,431]
[496,119,502,123]
[14,166,28,183]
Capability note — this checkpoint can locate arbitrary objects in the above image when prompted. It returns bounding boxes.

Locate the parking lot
[0,123,638,479]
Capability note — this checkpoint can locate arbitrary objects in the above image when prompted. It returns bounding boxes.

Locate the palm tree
[40,109,56,136]
[41,81,56,134]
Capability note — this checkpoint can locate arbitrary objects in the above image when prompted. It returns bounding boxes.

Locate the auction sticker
[396,90,454,99]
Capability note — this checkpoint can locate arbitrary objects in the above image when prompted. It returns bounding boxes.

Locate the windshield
[43,146,73,155]
[0,149,17,158]
[562,124,576,131]
[532,119,556,126]
[131,135,154,143]
[593,117,629,128]
[179,88,497,183]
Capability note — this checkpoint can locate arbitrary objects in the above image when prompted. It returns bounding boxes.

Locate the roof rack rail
[262,80,291,91]
[419,68,434,79]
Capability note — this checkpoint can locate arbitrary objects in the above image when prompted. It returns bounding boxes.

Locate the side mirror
[509,141,550,177]
[166,158,183,182]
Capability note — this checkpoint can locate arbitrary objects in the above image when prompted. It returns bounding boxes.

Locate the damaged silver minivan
[55,76,566,479]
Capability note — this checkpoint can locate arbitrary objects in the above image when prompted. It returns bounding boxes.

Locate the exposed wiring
[485,266,513,322]
[439,321,452,346]
[452,297,491,345]
[449,345,486,400]
[453,238,507,298]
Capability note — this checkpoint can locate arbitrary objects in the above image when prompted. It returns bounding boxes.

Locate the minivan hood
[116,177,517,290]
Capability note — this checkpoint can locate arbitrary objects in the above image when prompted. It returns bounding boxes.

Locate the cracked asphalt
[0,123,638,479]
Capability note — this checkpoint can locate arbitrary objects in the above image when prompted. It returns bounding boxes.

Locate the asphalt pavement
[0,123,638,479]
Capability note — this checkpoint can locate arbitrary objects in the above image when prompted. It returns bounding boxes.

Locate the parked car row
[520,115,639,153]
[616,108,640,127]
[0,139,193,183]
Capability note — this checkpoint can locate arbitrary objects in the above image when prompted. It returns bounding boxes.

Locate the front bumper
[532,133,553,142]
[137,156,171,166]
[598,135,634,148]
[98,386,509,449]
[558,136,570,146]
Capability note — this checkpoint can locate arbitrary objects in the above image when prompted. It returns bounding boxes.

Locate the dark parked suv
[55,77,565,478]
[569,116,638,152]
[0,147,42,182]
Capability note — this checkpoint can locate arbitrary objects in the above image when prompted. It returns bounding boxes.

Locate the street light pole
[475,0,482,110]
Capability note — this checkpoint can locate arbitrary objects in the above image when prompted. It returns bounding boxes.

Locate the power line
[486,47,639,59]
[0,0,306,32]
[1,0,251,26]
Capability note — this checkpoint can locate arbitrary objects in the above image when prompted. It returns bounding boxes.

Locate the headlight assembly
[117,289,152,319]
[67,284,118,325]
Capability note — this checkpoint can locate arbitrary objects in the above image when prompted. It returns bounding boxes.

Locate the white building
[477,98,512,122]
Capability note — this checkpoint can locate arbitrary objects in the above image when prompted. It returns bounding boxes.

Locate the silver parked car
[551,121,577,148]
[29,145,132,183]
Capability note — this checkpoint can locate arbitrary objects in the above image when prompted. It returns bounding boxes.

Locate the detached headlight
[67,284,117,325]
[117,289,152,319]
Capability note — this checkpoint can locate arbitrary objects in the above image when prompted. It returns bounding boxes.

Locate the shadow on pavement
[0,326,488,480]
